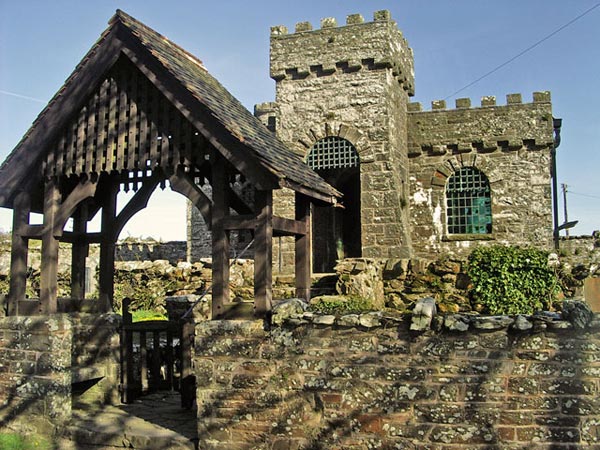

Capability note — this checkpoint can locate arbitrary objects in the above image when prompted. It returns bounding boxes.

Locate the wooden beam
[8,192,31,315]
[113,175,160,240]
[280,178,339,206]
[71,203,89,300]
[61,231,103,244]
[15,224,44,239]
[227,186,252,215]
[168,168,212,228]
[273,216,307,237]
[211,155,230,319]
[40,178,60,314]
[52,178,98,237]
[98,181,119,312]
[222,214,259,231]
[254,190,273,317]
[295,193,312,302]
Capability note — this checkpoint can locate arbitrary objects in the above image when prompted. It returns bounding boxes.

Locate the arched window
[446,167,492,234]
[306,136,359,170]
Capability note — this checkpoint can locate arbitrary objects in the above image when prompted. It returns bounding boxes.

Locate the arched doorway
[307,137,361,272]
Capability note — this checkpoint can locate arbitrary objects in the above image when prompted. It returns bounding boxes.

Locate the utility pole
[562,183,569,237]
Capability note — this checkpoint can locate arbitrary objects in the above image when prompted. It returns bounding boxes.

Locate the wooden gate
[120,298,195,407]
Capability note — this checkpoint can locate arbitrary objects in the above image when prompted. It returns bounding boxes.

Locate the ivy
[466,245,560,315]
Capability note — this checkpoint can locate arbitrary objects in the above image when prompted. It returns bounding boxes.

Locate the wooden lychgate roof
[0,10,340,210]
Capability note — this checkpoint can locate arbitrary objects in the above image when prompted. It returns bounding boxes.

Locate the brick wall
[194,313,600,449]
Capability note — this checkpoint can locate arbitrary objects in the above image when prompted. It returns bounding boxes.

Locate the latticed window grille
[306,137,359,170]
[446,167,492,234]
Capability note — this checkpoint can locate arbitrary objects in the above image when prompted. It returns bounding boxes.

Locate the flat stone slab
[66,392,196,449]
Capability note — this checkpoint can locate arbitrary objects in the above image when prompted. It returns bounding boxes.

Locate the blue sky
[1,0,599,240]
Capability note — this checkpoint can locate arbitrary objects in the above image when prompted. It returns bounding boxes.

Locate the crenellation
[270,25,288,36]
[295,21,312,32]
[346,13,364,25]
[455,98,471,108]
[269,11,415,93]
[320,17,337,29]
[195,9,556,265]
[432,100,446,110]
[506,93,522,104]
[374,9,392,21]
[481,95,496,106]
[533,90,551,102]
[408,92,552,112]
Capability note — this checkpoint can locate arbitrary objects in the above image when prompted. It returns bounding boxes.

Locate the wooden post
[180,319,195,409]
[295,193,312,302]
[8,192,31,315]
[254,189,273,316]
[121,297,135,403]
[71,203,89,300]
[99,181,118,312]
[40,178,60,315]
[211,156,229,319]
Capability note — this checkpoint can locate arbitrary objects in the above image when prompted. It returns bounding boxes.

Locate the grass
[0,433,52,450]
[131,309,167,322]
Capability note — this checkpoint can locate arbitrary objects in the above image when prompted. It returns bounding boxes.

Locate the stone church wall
[407,93,555,259]
[189,10,558,271]
[269,11,415,264]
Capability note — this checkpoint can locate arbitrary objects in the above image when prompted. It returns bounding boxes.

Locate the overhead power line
[444,2,600,100]
[569,191,600,201]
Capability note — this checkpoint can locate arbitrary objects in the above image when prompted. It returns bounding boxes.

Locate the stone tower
[262,10,415,272]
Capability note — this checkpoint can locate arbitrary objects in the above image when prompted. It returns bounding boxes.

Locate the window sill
[443,234,495,242]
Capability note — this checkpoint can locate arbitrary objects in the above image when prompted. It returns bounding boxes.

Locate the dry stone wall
[193,311,600,449]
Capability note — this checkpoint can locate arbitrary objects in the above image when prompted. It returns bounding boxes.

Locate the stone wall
[269,10,415,264]
[408,93,555,259]
[193,311,600,449]
[560,233,600,267]
[0,313,120,433]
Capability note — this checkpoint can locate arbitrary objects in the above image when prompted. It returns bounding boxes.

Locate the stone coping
[270,298,600,332]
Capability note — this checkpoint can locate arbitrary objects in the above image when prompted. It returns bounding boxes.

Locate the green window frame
[446,167,492,235]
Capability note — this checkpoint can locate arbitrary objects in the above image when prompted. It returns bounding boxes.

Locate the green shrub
[466,245,560,315]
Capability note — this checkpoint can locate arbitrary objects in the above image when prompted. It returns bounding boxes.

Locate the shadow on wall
[192,305,600,449]
[0,311,121,441]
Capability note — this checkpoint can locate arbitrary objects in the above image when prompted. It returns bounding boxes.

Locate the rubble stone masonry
[0,313,120,433]
[194,314,600,449]
[408,93,555,259]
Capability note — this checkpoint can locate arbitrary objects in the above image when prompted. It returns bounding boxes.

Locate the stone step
[311,272,338,297]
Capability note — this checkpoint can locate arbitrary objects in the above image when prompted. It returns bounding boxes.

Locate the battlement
[407,91,554,157]
[270,10,414,95]
[407,91,551,112]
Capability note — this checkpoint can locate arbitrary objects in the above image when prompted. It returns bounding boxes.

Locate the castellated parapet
[270,10,415,95]
[408,92,554,156]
